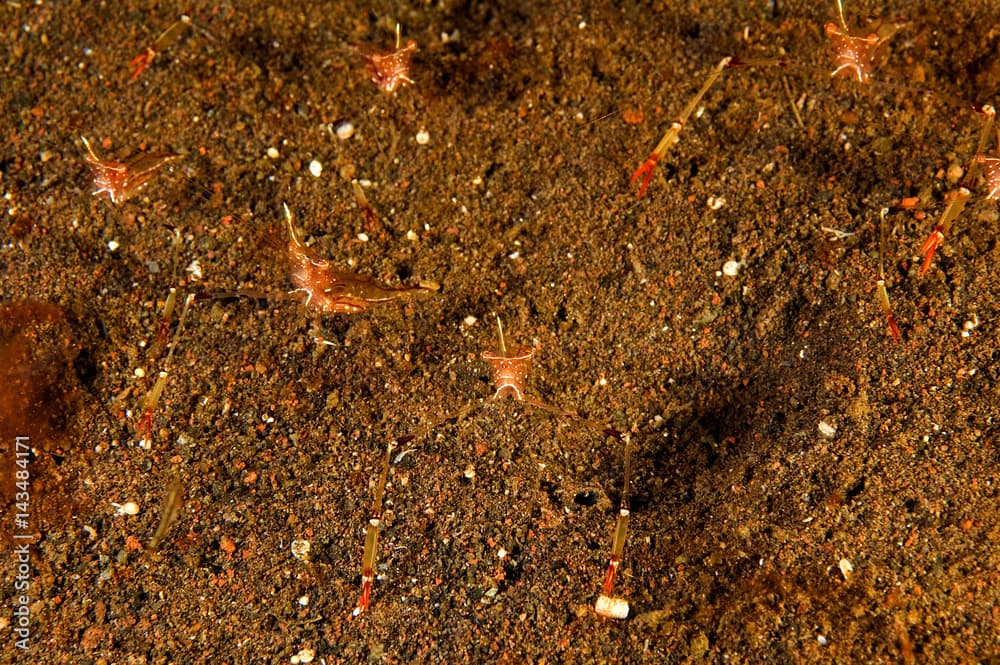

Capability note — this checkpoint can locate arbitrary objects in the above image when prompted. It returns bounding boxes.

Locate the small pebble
[220,535,236,554]
[962,315,979,337]
[308,160,322,177]
[114,501,140,516]
[267,147,279,159]
[335,122,354,140]
[107,240,119,252]
[357,232,369,242]
[818,421,837,438]
[722,260,741,277]
[416,129,430,145]
[463,315,478,327]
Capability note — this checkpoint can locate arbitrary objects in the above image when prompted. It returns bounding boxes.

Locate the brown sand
[2,1,999,662]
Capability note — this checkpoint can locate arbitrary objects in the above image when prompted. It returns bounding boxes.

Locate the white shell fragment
[839,557,854,578]
[818,421,837,438]
[595,594,630,619]
[308,160,322,177]
[290,539,312,562]
[416,129,430,145]
[290,648,315,664]
[267,147,280,159]
[722,260,741,277]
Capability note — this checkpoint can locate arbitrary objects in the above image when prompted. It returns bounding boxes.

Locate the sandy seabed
[2,1,1000,663]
